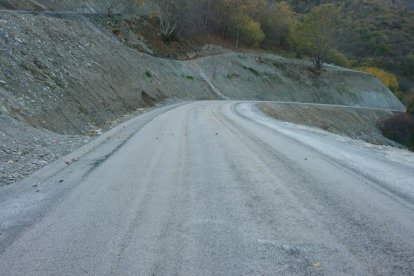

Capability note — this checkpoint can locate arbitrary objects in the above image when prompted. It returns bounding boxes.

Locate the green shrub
[145,70,152,78]
[401,53,414,77]
[226,73,240,79]
[329,50,351,68]
[408,97,414,115]
[242,66,261,77]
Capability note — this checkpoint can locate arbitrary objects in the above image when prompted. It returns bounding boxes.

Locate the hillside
[0,0,134,12]
[258,102,398,146]
[0,11,403,134]
[0,9,405,186]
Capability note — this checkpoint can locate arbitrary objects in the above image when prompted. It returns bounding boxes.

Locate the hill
[0,8,405,185]
[0,11,403,134]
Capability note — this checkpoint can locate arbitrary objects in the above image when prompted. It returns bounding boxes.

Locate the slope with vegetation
[0,0,410,185]
[133,0,414,108]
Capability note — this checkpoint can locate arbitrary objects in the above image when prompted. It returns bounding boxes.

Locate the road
[1,101,414,275]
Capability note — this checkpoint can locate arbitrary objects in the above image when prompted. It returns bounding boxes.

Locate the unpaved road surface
[1,101,414,275]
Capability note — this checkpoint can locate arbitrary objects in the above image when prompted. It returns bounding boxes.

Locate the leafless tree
[152,0,188,41]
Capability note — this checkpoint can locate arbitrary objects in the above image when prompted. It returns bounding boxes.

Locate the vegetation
[131,0,414,107]
[361,67,399,92]
[145,70,152,78]
[379,113,414,151]
[242,66,261,77]
[408,97,414,114]
[151,0,189,41]
[290,4,339,71]
[329,50,351,68]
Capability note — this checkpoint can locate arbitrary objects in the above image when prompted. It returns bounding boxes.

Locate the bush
[360,67,399,92]
[401,53,414,77]
[379,113,414,151]
[329,50,351,68]
[235,15,265,47]
[407,97,414,114]
[145,70,152,78]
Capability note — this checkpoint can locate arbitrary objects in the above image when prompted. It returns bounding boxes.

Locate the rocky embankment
[258,102,400,147]
[0,10,405,185]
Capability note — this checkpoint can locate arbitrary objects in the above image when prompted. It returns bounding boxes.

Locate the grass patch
[226,73,240,79]
[241,65,261,77]
[145,70,152,78]
[273,61,287,70]
[184,75,194,80]
[262,73,282,82]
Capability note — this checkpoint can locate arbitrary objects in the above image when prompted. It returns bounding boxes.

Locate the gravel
[0,113,91,186]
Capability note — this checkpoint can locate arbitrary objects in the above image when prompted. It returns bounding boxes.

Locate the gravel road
[1,101,413,275]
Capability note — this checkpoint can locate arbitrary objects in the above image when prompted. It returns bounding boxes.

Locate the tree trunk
[205,0,211,27]
[314,55,323,71]
[235,27,240,49]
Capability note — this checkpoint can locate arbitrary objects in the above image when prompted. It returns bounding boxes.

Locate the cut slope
[0,11,404,137]
[0,0,132,13]
[190,53,404,111]
[258,102,399,147]
[0,12,216,134]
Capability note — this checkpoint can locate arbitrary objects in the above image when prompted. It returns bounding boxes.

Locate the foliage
[139,0,414,107]
[145,70,152,78]
[328,50,351,68]
[360,67,399,92]
[401,53,414,77]
[290,4,340,70]
[262,2,297,46]
[408,96,414,114]
[242,65,261,76]
[233,14,264,47]
[379,113,414,151]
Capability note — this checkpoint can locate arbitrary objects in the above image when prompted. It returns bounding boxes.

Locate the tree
[262,1,296,46]
[407,96,414,115]
[213,0,243,38]
[290,4,340,71]
[233,13,264,48]
[152,0,189,41]
[401,53,414,78]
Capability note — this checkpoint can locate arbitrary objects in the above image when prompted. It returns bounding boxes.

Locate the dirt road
[1,101,413,275]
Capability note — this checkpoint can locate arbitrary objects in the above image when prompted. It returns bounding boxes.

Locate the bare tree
[152,0,188,41]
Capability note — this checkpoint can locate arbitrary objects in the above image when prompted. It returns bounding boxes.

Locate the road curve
[1,101,414,276]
